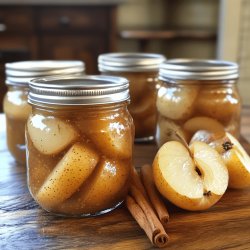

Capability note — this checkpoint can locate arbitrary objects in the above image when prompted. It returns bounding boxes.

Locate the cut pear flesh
[190,141,228,196]
[156,85,198,120]
[153,141,228,211]
[190,130,227,154]
[222,133,250,188]
[190,130,225,145]
[36,143,99,208]
[27,114,78,155]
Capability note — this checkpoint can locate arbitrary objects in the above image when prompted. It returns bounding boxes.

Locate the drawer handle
[59,16,71,27]
[0,23,6,32]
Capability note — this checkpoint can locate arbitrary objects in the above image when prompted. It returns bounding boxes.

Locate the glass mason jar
[3,60,85,165]
[98,53,166,142]
[156,59,241,147]
[26,76,134,216]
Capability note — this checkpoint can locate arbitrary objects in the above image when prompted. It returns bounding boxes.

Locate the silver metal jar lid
[5,60,85,86]
[159,59,239,81]
[28,75,130,106]
[98,53,166,72]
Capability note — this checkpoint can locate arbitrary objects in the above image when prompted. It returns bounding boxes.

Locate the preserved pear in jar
[98,53,166,142]
[26,76,134,216]
[3,60,85,164]
[156,59,241,147]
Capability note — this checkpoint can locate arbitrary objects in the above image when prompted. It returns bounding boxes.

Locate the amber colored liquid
[26,104,134,216]
[3,87,31,165]
[102,71,159,140]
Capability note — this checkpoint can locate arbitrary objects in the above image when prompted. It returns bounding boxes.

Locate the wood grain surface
[1,108,250,250]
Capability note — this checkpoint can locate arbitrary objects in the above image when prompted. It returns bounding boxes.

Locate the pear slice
[156,85,198,120]
[27,114,78,155]
[196,87,241,123]
[183,116,225,138]
[156,116,188,148]
[221,133,250,189]
[55,159,131,215]
[82,116,133,159]
[76,159,130,213]
[36,143,99,208]
[153,141,228,211]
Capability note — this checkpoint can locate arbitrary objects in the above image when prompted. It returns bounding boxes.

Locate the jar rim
[159,59,239,81]
[28,75,130,106]
[98,52,166,72]
[5,60,85,86]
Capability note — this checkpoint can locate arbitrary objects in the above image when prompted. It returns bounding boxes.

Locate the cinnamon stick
[141,164,169,229]
[129,183,169,247]
[125,195,154,244]
[131,167,148,199]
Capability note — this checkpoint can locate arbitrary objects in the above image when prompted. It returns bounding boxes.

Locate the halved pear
[221,133,250,189]
[156,85,198,120]
[153,141,228,211]
[156,115,188,148]
[191,131,250,188]
[36,143,99,208]
[183,116,225,138]
[27,114,78,155]
[190,130,227,154]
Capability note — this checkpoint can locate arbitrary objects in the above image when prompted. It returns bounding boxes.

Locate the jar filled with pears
[156,59,241,147]
[98,53,166,142]
[3,60,85,164]
[26,75,134,216]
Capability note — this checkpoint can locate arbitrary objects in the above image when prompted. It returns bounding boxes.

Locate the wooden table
[1,108,250,250]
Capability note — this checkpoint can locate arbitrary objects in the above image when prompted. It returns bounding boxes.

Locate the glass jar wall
[156,59,241,147]
[3,85,31,164]
[3,60,85,164]
[26,76,134,216]
[98,53,166,142]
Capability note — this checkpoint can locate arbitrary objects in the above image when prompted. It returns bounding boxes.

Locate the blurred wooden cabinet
[0,3,119,111]
[0,4,118,74]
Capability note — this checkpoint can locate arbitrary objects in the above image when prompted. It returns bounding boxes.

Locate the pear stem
[173,131,193,156]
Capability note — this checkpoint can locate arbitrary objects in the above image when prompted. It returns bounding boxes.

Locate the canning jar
[156,59,241,147]
[26,76,134,216]
[98,53,166,142]
[3,60,85,164]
